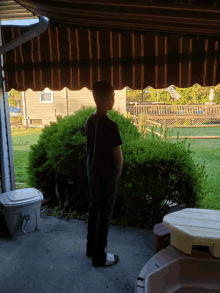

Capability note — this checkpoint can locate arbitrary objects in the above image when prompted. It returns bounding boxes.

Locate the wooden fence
[131,104,220,126]
[129,113,220,140]
[133,104,220,115]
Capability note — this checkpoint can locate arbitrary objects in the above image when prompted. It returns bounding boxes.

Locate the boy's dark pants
[86,165,118,261]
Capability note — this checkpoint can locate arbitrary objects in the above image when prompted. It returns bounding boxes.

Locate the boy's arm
[84,119,88,159]
[112,145,123,177]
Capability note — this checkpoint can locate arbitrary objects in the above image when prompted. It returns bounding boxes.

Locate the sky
[1,19,39,26]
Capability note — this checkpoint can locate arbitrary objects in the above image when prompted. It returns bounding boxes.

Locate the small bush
[184,120,191,125]
[10,117,16,122]
[202,121,210,124]
[18,116,22,124]
[174,120,179,126]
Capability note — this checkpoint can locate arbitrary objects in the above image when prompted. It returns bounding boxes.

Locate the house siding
[22,87,126,127]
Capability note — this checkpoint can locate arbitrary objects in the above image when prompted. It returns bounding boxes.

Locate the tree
[8,89,21,107]
[126,83,220,104]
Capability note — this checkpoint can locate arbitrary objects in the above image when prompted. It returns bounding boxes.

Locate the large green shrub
[115,131,208,228]
[26,105,143,209]
[26,106,208,229]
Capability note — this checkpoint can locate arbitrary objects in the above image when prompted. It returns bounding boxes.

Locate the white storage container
[0,188,44,237]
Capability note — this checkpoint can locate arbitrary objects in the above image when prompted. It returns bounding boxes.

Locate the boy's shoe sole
[92,253,119,267]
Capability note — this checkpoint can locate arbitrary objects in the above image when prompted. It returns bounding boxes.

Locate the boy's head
[92,81,115,115]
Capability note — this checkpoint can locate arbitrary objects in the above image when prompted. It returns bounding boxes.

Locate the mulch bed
[40,200,90,224]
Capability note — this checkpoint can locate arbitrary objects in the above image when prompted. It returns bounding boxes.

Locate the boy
[84,81,123,267]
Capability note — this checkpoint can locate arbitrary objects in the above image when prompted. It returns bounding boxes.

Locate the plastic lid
[7,188,40,202]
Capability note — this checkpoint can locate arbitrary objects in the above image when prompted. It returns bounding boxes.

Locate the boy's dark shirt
[85,113,123,176]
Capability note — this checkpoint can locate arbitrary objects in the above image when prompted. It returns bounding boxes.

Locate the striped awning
[1,0,220,91]
[0,0,38,21]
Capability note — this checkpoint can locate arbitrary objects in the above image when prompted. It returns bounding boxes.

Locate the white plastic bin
[0,188,44,237]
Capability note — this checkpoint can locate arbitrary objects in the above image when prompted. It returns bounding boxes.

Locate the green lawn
[12,126,220,211]
[154,125,220,137]
[146,125,220,210]
[11,128,43,188]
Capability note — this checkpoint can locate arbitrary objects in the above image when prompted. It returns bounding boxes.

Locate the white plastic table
[163,208,220,258]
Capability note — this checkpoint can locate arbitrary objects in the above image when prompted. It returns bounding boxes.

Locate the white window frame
[39,87,54,103]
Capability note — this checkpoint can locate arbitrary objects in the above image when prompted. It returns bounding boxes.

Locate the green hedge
[26,106,208,229]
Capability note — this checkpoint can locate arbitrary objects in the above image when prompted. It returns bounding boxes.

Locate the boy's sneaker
[92,253,119,267]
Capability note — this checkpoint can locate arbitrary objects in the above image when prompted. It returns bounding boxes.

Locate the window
[39,88,54,103]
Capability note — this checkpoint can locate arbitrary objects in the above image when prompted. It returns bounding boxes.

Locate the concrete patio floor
[0,204,185,293]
